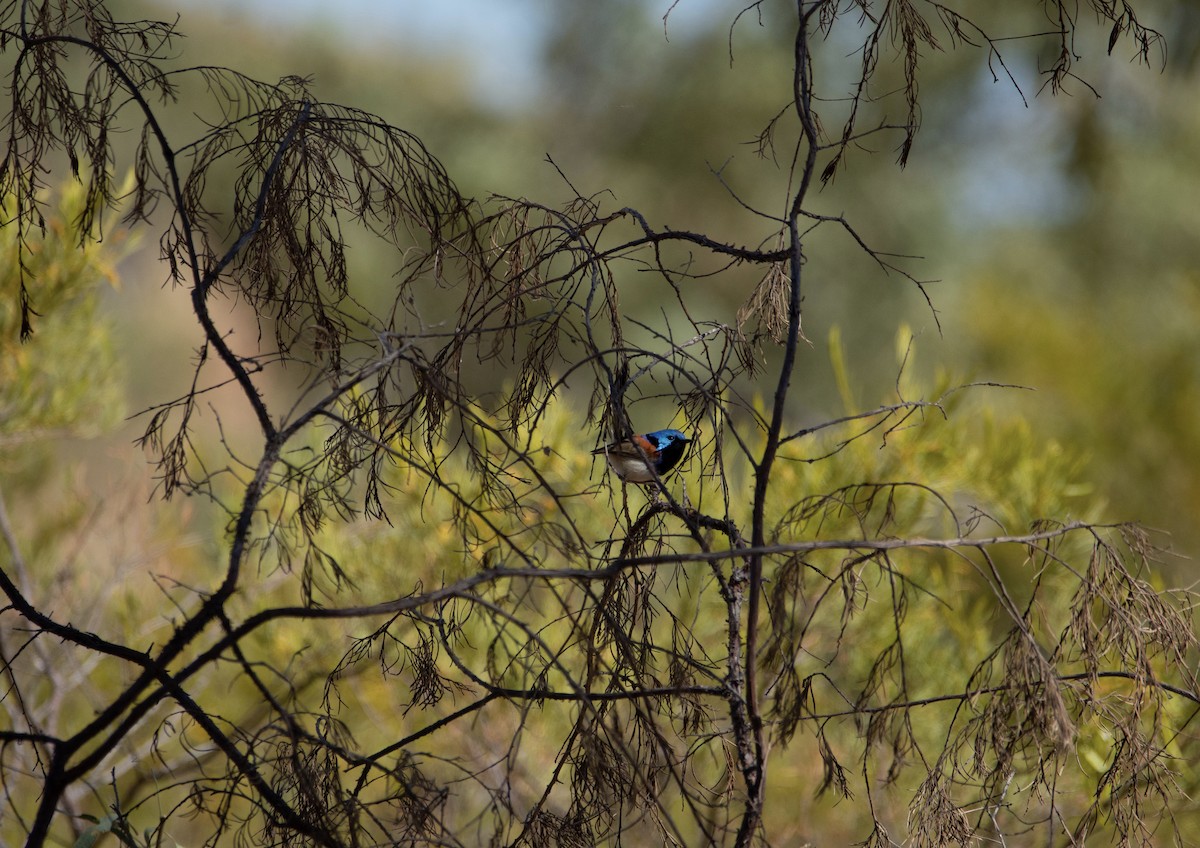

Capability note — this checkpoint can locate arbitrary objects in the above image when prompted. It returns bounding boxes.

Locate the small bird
[592,429,691,484]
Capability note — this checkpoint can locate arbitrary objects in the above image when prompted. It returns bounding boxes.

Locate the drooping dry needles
[0,2,1193,847]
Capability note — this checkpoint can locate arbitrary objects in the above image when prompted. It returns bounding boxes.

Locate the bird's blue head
[645,429,690,449]
[645,429,691,474]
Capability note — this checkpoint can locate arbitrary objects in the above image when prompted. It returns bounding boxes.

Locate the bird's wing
[595,435,654,458]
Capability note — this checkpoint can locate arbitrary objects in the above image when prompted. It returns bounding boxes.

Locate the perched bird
[592,429,691,484]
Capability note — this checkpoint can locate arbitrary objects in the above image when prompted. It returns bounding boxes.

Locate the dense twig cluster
[0,1,1194,847]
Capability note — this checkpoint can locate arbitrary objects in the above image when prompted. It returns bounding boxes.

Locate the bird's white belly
[605,453,657,483]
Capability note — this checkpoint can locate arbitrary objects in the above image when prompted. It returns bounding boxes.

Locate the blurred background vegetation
[6,1,1200,842]
[91,0,1197,560]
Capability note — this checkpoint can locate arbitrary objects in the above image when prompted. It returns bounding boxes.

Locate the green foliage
[957,216,1200,563]
[73,812,152,848]
[240,330,1135,844]
[4,294,1170,846]
[0,180,127,454]
[0,182,217,848]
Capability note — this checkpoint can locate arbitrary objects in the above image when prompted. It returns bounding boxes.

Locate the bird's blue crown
[644,428,690,448]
